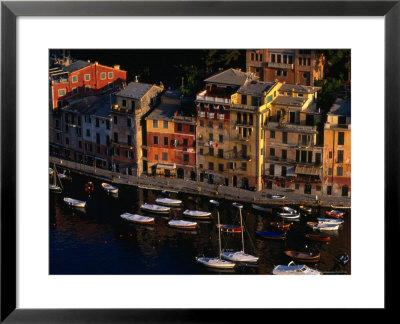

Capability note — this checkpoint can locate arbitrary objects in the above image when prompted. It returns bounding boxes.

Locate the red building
[49,60,127,110]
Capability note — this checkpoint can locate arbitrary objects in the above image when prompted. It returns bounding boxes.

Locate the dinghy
[141,203,170,214]
[325,210,344,218]
[317,218,344,225]
[256,231,286,240]
[306,222,339,231]
[269,221,291,230]
[120,213,154,224]
[251,204,272,213]
[101,182,118,194]
[168,219,197,229]
[272,261,321,275]
[155,197,182,206]
[284,250,320,263]
[63,197,86,208]
[183,210,211,219]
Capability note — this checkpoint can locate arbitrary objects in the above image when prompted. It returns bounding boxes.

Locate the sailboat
[195,200,236,269]
[220,202,259,263]
[49,163,63,193]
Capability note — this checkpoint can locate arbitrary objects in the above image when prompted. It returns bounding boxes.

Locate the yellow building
[263,84,323,195]
[229,80,281,191]
[323,98,351,197]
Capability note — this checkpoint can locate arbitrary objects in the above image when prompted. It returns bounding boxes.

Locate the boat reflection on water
[168,228,199,235]
[202,267,236,274]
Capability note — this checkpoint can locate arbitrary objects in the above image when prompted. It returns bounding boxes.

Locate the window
[86,129,90,137]
[298,57,302,65]
[200,148,203,155]
[241,95,247,105]
[338,132,345,145]
[301,151,307,163]
[72,75,78,83]
[290,111,296,124]
[208,121,213,128]
[209,148,214,156]
[267,95,273,103]
[251,52,255,61]
[96,133,100,145]
[127,151,133,159]
[154,154,159,160]
[190,125,195,133]
[113,116,117,124]
[282,132,288,144]
[269,164,275,176]
[127,135,132,146]
[337,167,343,176]
[153,120,158,128]
[316,185,321,191]
[100,72,106,80]
[282,150,287,160]
[208,162,214,170]
[237,113,242,124]
[85,85,90,93]
[106,120,110,130]
[270,148,275,156]
[78,141,82,148]
[281,166,287,177]
[219,134,224,143]
[58,89,66,96]
[84,74,90,81]
[327,186,332,195]
[108,72,113,79]
[153,136,158,145]
[329,151,333,159]
[65,137,69,145]
[296,150,300,162]
[122,99,127,107]
[337,150,344,163]
[200,120,204,127]
[163,121,168,129]
[315,153,321,164]
[218,164,224,172]
[218,122,223,129]
[177,123,182,131]
[95,118,100,127]
[271,54,275,62]
[162,152,168,161]
[270,130,275,138]
[308,151,313,163]
[218,149,223,158]
[328,168,332,176]
[183,139,188,147]
[184,154,189,162]
[127,118,132,127]
[209,133,213,141]
[114,132,118,143]
[307,58,311,66]
[164,137,168,146]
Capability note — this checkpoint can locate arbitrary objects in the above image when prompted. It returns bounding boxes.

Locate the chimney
[114,65,120,70]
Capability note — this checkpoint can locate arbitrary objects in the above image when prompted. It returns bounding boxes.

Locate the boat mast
[217,208,222,260]
[239,207,245,253]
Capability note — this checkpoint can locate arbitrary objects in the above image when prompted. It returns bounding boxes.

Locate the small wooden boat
[307,222,339,231]
[269,194,285,199]
[141,203,170,213]
[317,218,344,225]
[101,182,118,194]
[155,197,182,206]
[221,251,259,263]
[183,209,211,219]
[120,213,154,224]
[256,231,286,240]
[218,224,242,233]
[305,234,331,242]
[168,219,197,229]
[251,204,272,213]
[272,261,321,275]
[63,197,86,208]
[325,209,344,218]
[269,221,291,230]
[284,250,320,263]
[299,205,312,214]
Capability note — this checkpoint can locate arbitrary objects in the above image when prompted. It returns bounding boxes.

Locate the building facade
[246,49,325,86]
[322,98,351,197]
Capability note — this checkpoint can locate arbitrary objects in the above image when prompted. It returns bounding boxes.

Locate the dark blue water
[50,172,351,275]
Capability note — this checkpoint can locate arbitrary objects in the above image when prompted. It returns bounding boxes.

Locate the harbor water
[50,172,351,275]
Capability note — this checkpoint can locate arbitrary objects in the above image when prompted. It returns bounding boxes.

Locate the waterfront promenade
[50,156,351,207]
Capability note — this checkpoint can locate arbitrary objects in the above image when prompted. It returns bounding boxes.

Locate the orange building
[323,98,351,197]
[246,49,324,86]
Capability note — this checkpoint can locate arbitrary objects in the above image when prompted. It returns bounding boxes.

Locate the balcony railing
[231,103,258,111]
[196,91,231,104]
[218,114,225,120]
[265,122,317,133]
[208,112,215,119]
[268,62,294,69]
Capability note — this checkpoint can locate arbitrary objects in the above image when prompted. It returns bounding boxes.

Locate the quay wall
[50,156,351,208]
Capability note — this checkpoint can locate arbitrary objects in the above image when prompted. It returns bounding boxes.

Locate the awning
[156,163,176,170]
[295,166,321,176]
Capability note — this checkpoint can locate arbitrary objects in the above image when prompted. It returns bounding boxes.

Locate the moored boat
[218,224,242,233]
[330,204,351,210]
[277,212,300,219]
[168,219,197,229]
[269,194,285,199]
[306,222,339,231]
[299,205,312,214]
[272,261,321,275]
[256,231,286,240]
[305,234,331,242]
[183,209,211,219]
[141,203,170,213]
[155,197,182,206]
[251,204,272,213]
[120,213,154,224]
[101,182,118,194]
[317,218,344,225]
[63,197,86,208]
[220,251,259,263]
[325,209,344,218]
[269,221,291,230]
[284,250,320,263]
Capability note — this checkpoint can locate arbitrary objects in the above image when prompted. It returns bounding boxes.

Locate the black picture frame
[1,0,396,322]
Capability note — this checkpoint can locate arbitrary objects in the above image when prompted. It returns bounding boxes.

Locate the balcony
[199,111,205,118]
[218,114,225,120]
[208,112,215,119]
[196,90,230,104]
[236,134,251,141]
[231,103,258,112]
[268,62,294,69]
[264,122,317,134]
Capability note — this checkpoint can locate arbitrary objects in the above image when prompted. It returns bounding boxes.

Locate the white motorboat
[155,197,182,206]
[183,209,211,219]
[168,219,197,229]
[196,200,235,269]
[120,213,154,224]
[317,218,344,225]
[101,182,118,194]
[277,212,300,219]
[272,261,321,275]
[221,202,258,263]
[306,222,339,231]
[141,203,170,213]
[63,197,86,208]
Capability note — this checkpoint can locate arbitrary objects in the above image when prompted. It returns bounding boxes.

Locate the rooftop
[116,82,154,100]
[63,96,101,113]
[328,98,351,117]
[204,68,248,86]
[238,80,276,96]
[85,95,111,118]
[146,104,181,121]
[63,60,92,73]
[272,95,307,107]
[280,83,321,94]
